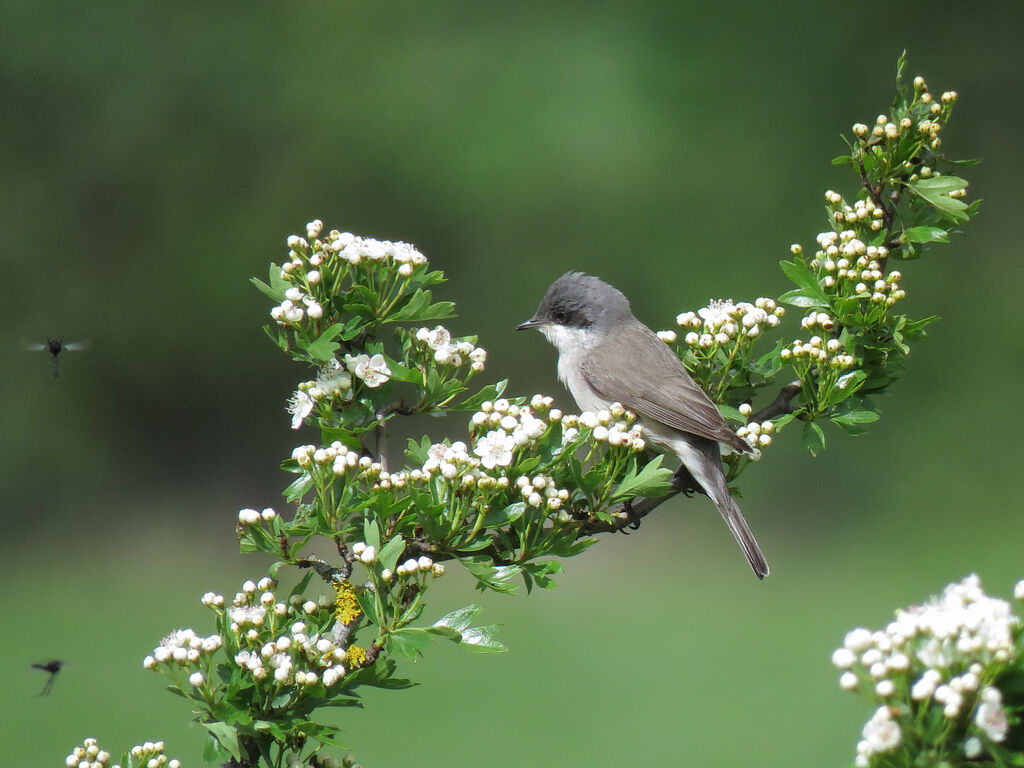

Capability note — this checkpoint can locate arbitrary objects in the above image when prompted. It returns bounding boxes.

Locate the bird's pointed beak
[515,316,543,331]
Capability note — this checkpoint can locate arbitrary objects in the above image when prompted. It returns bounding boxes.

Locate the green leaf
[460,557,522,593]
[387,628,434,660]
[904,226,949,244]
[405,436,433,465]
[523,560,562,591]
[801,421,826,457]
[354,588,378,625]
[449,379,509,412]
[385,358,421,385]
[251,263,290,301]
[458,624,508,653]
[200,722,243,762]
[778,289,829,309]
[385,289,455,324]
[831,410,880,427]
[778,259,819,293]
[483,501,526,527]
[910,175,968,194]
[432,604,483,633]
[304,324,346,362]
[377,535,406,573]
[612,455,674,501]
[283,473,313,503]
[907,177,970,223]
[363,518,381,551]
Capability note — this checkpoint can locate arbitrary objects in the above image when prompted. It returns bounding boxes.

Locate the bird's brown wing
[581,318,751,453]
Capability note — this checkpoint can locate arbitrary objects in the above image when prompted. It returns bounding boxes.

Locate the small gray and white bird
[517,272,769,579]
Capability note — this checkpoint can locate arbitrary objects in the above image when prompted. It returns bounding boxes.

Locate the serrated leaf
[283,473,314,503]
[251,263,290,301]
[201,722,243,761]
[432,604,483,633]
[778,289,829,309]
[377,535,406,573]
[304,324,345,362]
[405,435,433,465]
[778,259,819,293]
[354,588,378,625]
[908,178,970,223]
[911,175,968,194]
[831,410,880,426]
[363,518,381,551]
[801,421,826,457]
[460,557,521,593]
[458,624,507,653]
[450,379,509,412]
[483,501,526,526]
[387,628,434,660]
[612,455,674,501]
[904,226,949,244]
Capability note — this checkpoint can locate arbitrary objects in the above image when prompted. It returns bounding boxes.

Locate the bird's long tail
[706,479,770,579]
[680,441,770,579]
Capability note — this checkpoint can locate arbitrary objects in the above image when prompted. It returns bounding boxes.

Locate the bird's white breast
[540,324,611,413]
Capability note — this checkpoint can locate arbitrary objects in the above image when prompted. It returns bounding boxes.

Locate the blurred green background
[3,0,1023,764]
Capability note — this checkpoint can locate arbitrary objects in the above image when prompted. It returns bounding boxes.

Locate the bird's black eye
[552,309,570,324]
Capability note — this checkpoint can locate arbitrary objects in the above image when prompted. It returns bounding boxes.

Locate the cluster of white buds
[834,575,1021,765]
[823,192,887,231]
[237,507,278,526]
[143,627,223,677]
[64,738,120,768]
[283,224,426,273]
[780,332,855,369]
[560,403,645,452]
[324,232,426,273]
[275,223,429,326]
[676,298,783,348]
[734,403,773,451]
[850,76,955,155]
[293,440,365,479]
[811,230,904,305]
[192,576,350,689]
[125,742,180,768]
[515,473,570,511]
[270,285,324,325]
[413,325,487,372]
[384,555,446,581]
[343,353,392,388]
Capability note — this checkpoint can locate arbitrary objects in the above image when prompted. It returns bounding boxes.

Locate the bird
[23,338,89,378]
[31,659,65,695]
[516,271,769,579]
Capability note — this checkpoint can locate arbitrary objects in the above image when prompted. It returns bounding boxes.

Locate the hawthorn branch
[753,379,802,422]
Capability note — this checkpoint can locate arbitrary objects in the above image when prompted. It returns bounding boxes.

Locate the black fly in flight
[24,338,89,378]
[31,659,65,695]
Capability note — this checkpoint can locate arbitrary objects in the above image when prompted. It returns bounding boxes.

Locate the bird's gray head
[515,272,632,336]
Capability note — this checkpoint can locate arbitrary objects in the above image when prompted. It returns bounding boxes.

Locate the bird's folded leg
[673,464,707,498]
[616,498,643,533]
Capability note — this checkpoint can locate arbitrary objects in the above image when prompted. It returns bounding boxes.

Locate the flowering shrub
[62,58,985,768]
[835,575,1024,766]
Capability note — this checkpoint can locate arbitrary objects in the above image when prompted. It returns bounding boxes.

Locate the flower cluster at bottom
[144,576,363,697]
[64,737,180,768]
[834,574,1023,766]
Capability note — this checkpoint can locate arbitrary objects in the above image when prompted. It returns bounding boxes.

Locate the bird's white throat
[540,324,609,414]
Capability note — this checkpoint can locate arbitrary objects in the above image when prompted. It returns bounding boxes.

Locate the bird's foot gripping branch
[66,59,980,768]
